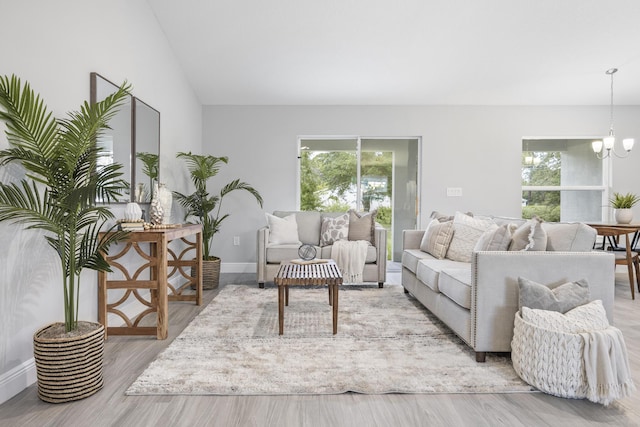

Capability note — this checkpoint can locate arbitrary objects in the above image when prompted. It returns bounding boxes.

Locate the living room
[1,1,640,425]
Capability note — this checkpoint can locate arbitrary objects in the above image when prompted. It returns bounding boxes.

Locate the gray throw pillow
[510,216,547,251]
[420,219,454,259]
[347,210,377,245]
[518,277,590,314]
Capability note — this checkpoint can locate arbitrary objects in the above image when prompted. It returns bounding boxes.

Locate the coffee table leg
[328,286,332,306]
[332,284,339,334]
[278,285,284,335]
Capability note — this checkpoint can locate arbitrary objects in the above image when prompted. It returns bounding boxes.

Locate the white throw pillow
[446,212,495,262]
[521,300,610,333]
[420,219,454,259]
[265,213,301,245]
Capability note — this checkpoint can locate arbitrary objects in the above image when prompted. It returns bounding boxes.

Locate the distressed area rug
[126,284,533,395]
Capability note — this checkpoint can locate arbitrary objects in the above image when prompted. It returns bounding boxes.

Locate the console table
[98,224,202,339]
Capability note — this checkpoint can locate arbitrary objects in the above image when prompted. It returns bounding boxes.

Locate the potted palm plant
[0,75,131,403]
[610,192,640,224]
[173,152,263,289]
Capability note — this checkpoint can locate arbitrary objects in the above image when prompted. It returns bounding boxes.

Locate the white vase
[157,183,173,224]
[124,202,142,221]
[615,208,633,224]
[150,183,164,224]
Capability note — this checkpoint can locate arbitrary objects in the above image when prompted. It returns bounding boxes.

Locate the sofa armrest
[402,229,425,250]
[256,226,270,283]
[470,250,615,353]
[374,227,387,283]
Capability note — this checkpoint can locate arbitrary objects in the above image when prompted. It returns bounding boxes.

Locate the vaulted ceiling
[147,0,640,105]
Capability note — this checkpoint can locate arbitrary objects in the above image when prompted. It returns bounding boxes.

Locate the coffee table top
[275,260,343,286]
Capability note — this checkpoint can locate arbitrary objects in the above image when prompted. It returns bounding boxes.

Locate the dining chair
[593,226,640,299]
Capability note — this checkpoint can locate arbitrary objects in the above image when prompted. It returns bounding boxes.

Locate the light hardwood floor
[1,268,640,427]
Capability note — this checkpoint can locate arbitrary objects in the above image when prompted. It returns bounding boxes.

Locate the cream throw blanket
[579,327,636,406]
[331,240,368,283]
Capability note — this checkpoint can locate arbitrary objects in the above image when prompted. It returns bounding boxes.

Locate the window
[521,138,607,222]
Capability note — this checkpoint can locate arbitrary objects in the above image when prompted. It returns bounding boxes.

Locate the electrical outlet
[233,236,240,246]
[446,187,463,197]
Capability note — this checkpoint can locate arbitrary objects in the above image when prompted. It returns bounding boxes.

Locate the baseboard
[220,262,256,274]
[0,358,36,405]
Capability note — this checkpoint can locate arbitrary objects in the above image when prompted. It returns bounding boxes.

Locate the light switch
[446,187,463,197]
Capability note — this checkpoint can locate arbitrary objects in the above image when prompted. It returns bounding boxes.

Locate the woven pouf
[33,322,105,403]
[511,312,588,399]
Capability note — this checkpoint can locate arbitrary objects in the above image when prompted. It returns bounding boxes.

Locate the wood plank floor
[1,269,640,427]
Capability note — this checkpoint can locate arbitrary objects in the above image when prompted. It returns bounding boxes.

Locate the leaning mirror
[133,97,160,203]
[90,72,132,202]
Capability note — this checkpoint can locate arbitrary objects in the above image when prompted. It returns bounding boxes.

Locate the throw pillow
[509,216,547,251]
[445,212,495,262]
[420,219,454,259]
[320,213,349,246]
[265,213,301,245]
[348,209,377,245]
[474,223,517,251]
[521,300,610,333]
[518,276,590,314]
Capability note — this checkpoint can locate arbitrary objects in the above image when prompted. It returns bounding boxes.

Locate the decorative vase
[615,208,633,224]
[150,182,164,224]
[124,202,142,221]
[157,183,173,224]
[33,321,105,403]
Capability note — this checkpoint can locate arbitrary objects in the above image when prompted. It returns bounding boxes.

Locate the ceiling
[147,0,640,106]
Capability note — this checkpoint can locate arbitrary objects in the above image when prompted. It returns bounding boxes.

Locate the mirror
[90,73,160,203]
[133,98,160,203]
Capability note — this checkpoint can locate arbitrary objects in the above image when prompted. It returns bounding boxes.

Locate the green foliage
[321,201,351,213]
[610,192,640,209]
[376,206,392,227]
[173,152,263,260]
[0,75,131,332]
[299,151,323,211]
[136,151,159,181]
[522,205,560,222]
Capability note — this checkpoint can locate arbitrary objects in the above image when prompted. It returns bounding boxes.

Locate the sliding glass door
[298,137,420,261]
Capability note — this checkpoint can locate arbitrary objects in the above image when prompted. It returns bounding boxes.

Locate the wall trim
[0,358,36,405]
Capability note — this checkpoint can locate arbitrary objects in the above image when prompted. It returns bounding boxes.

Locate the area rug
[126,284,534,395]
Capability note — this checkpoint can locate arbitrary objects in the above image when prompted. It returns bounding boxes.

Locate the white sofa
[402,215,615,362]
[257,210,387,288]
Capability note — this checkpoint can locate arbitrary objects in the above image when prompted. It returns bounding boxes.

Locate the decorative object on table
[117,219,146,231]
[150,182,164,225]
[298,243,317,260]
[0,75,131,402]
[174,152,263,289]
[124,202,143,221]
[157,182,172,224]
[610,192,639,224]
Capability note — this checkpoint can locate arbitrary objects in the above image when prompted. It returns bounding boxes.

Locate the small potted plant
[173,152,263,289]
[0,75,131,402]
[610,192,640,224]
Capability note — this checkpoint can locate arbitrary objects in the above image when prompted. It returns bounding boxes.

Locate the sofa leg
[403,287,409,294]
[378,282,384,288]
[475,352,486,363]
[258,282,264,289]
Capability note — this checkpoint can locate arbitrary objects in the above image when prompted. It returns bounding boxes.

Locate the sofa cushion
[265,213,301,245]
[542,222,596,251]
[266,244,321,263]
[320,244,377,263]
[474,223,516,251]
[446,212,495,262]
[416,258,470,293]
[320,212,349,246]
[402,249,434,274]
[348,210,377,244]
[420,219,454,259]
[439,268,472,309]
[273,211,321,245]
[509,216,547,251]
[518,276,590,314]
[521,300,609,333]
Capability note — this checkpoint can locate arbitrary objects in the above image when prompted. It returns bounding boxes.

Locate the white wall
[0,0,201,403]
[202,105,640,266]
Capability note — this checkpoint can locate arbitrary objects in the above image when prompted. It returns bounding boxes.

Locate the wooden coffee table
[274,260,343,335]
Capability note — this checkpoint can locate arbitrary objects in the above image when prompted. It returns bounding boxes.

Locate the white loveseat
[257,210,387,288]
[402,213,615,362]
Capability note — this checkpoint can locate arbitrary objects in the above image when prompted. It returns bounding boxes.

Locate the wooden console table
[274,260,343,335]
[98,224,202,339]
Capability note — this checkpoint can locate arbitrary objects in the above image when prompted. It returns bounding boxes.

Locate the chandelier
[592,68,634,159]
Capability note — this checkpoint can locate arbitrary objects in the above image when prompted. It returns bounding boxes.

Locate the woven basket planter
[33,321,105,403]
[192,257,220,290]
[511,312,587,399]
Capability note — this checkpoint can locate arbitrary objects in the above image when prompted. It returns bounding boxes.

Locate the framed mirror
[133,97,160,203]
